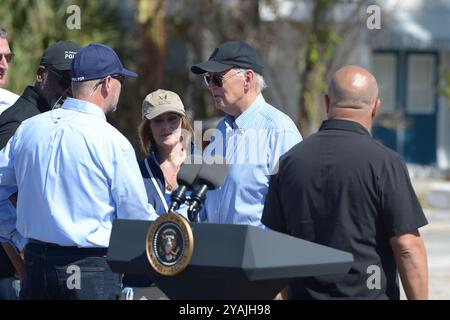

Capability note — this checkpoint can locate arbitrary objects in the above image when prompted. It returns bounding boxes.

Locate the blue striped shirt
[0,98,157,249]
[202,94,302,227]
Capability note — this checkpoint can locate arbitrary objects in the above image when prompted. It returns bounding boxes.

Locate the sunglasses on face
[92,74,125,93]
[0,53,14,63]
[47,67,71,89]
[203,69,244,87]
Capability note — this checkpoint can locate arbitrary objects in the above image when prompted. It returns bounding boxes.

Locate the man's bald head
[328,65,379,110]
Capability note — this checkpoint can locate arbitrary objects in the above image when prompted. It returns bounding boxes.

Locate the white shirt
[0,88,19,115]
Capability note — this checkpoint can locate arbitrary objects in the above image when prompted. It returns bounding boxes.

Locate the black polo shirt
[262,119,428,300]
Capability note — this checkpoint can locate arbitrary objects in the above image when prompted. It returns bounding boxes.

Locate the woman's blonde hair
[138,114,194,156]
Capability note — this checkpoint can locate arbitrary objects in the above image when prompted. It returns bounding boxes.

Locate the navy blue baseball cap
[71,43,137,82]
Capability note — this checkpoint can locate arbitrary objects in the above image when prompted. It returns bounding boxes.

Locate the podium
[107,219,353,300]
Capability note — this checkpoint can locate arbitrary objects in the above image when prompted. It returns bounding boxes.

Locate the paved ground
[400,178,450,300]
[404,208,450,300]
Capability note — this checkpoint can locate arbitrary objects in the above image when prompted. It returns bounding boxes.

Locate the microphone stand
[187,184,208,222]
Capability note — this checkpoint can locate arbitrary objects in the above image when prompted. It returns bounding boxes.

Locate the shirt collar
[224,94,265,130]
[62,98,106,121]
[21,86,50,113]
[319,119,371,136]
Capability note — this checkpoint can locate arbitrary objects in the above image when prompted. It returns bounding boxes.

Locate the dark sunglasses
[47,67,71,89]
[111,74,125,85]
[203,70,244,88]
[92,74,125,92]
[0,53,15,63]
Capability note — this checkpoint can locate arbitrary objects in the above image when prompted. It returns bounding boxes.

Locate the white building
[259,0,450,171]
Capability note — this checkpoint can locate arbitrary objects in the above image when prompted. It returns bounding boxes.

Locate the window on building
[407,54,436,114]
[372,53,397,113]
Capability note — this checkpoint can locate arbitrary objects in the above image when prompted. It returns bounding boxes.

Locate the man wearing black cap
[0,43,157,300]
[0,40,80,300]
[191,41,302,227]
[0,40,80,148]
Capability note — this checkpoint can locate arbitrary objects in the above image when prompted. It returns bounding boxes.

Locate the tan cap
[142,89,186,120]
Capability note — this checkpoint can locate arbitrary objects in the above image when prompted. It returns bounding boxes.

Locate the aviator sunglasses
[203,69,244,87]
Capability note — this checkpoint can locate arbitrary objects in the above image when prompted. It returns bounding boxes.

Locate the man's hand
[274,286,288,300]
[1,242,25,283]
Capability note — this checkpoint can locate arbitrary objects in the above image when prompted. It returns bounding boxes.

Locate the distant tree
[1,0,126,94]
[298,0,339,136]
[438,69,450,109]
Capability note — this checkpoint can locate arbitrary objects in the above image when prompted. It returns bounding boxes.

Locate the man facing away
[0,43,157,299]
[191,41,302,227]
[262,65,428,300]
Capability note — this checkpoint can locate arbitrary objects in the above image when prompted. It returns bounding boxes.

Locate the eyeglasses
[204,69,244,87]
[47,67,71,89]
[111,74,125,85]
[0,53,15,63]
[91,74,124,93]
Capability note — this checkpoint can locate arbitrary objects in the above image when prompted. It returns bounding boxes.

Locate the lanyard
[144,158,169,213]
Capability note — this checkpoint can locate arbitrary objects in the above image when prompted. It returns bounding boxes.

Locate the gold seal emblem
[146,212,194,276]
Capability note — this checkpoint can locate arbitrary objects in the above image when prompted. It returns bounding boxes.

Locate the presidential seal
[146,212,194,276]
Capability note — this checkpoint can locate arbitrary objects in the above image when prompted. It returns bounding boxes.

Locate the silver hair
[237,68,267,92]
[0,28,7,39]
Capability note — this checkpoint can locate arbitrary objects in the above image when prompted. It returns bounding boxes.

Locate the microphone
[169,155,202,212]
[187,156,228,221]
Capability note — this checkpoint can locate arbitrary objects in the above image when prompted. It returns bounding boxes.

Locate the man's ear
[371,98,381,118]
[100,76,112,97]
[245,70,253,90]
[36,66,47,83]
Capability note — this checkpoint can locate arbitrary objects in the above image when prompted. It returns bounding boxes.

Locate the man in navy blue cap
[0,43,157,300]
[191,41,302,228]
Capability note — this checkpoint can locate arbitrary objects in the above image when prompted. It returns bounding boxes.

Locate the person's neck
[156,143,186,167]
[74,94,107,114]
[328,109,372,130]
[230,91,260,118]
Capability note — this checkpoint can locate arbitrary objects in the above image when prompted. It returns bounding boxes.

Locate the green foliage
[1,0,127,94]
[299,0,341,135]
[437,68,450,108]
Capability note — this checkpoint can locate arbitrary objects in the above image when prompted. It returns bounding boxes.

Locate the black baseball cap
[191,41,264,75]
[40,41,81,71]
[71,43,137,82]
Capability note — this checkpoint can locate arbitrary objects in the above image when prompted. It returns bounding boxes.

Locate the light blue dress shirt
[202,94,302,227]
[0,98,157,249]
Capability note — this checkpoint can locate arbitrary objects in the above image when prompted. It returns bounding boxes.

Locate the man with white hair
[0,27,18,115]
[0,26,19,300]
[191,41,302,227]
